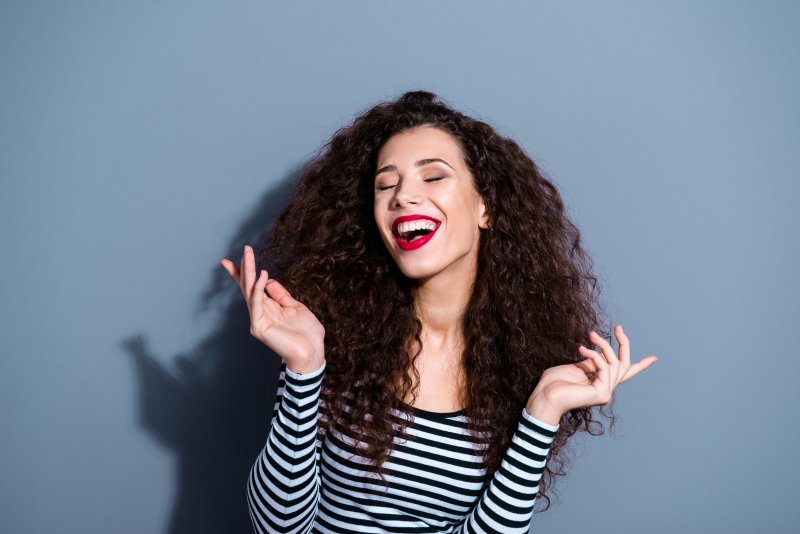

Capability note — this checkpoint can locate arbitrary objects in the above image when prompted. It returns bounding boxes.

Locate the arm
[247,358,327,534]
[453,407,559,533]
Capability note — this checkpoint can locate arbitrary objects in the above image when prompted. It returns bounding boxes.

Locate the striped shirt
[247,359,559,533]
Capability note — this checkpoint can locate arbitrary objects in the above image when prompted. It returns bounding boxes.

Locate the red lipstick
[391,214,441,251]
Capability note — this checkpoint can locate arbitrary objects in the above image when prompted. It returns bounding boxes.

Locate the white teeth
[396,220,437,236]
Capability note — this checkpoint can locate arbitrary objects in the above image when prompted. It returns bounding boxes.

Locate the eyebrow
[375,158,454,178]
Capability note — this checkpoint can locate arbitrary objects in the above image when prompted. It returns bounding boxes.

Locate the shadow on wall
[121,168,304,534]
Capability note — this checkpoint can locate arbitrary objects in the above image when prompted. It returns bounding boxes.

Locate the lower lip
[394,224,440,251]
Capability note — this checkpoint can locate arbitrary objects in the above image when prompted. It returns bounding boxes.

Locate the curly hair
[256,89,616,511]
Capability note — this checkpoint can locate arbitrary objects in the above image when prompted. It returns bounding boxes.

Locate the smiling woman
[220,90,658,533]
[373,126,490,278]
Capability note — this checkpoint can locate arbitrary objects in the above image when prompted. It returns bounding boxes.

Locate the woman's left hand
[525,325,658,426]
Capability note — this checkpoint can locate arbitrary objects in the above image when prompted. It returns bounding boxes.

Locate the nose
[392,179,423,208]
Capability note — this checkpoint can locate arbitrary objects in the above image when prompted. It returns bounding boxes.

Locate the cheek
[373,208,391,241]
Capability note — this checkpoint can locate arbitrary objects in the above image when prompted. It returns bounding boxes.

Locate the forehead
[376,126,464,167]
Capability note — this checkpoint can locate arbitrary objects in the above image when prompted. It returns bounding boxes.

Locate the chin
[393,260,440,281]
[399,268,427,280]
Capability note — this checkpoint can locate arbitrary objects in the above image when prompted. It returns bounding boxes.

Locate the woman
[221,91,658,533]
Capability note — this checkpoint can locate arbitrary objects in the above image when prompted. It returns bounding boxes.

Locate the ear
[478,197,491,229]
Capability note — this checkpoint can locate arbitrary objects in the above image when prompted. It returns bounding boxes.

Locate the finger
[238,248,247,295]
[264,277,300,308]
[575,357,597,375]
[579,345,607,377]
[592,347,613,401]
[615,324,631,384]
[219,258,240,283]
[590,330,617,365]
[220,258,245,297]
[621,355,659,383]
[251,268,268,302]
[616,325,631,368]
[592,329,622,386]
[242,245,256,302]
[251,269,270,319]
[580,346,612,402]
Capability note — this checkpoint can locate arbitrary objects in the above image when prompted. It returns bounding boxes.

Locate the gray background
[1,1,797,533]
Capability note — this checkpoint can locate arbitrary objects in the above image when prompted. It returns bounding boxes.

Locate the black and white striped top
[247,359,559,533]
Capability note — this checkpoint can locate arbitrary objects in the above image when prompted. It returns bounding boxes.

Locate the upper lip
[391,214,441,236]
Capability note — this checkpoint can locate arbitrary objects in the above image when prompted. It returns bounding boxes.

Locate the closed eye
[376,176,445,191]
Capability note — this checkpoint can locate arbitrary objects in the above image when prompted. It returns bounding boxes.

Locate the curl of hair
[257,89,617,511]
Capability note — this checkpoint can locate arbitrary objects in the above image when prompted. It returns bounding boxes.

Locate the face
[373,125,490,282]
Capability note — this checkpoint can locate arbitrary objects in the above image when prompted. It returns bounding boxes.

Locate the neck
[411,261,476,354]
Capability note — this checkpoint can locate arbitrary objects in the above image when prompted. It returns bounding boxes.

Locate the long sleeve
[247,358,327,534]
[453,407,559,533]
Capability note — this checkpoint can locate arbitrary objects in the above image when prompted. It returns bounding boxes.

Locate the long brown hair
[257,90,616,510]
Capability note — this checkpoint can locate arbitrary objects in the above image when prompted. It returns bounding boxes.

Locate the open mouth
[395,226,436,242]
[393,221,439,243]
[392,220,441,251]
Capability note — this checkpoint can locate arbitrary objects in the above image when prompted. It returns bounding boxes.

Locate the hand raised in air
[526,325,658,426]
[220,245,326,374]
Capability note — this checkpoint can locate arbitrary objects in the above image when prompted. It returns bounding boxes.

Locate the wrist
[285,349,326,375]
[286,358,325,375]
[525,393,563,427]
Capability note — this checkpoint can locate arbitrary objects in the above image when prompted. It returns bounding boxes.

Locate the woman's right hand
[220,245,326,374]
